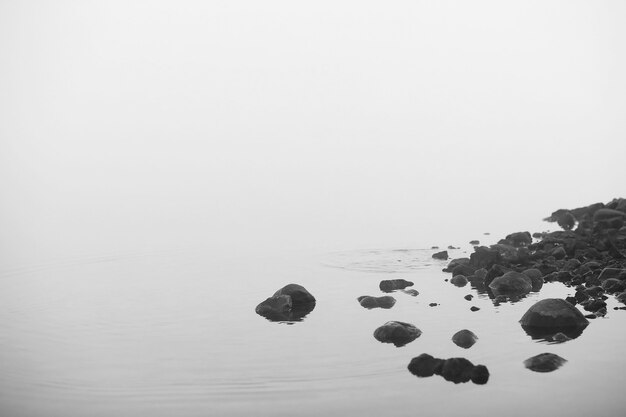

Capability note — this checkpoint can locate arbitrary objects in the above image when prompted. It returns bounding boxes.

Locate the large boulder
[488,271,532,296]
[379,279,414,293]
[255,284,316,322]
[357,295,396,309]
[519,298,589,339]
[451,329,478,349]
[524,353,567,372]
[373,321,422,347]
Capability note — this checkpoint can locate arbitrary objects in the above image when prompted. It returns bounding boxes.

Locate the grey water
[2,1,626,416]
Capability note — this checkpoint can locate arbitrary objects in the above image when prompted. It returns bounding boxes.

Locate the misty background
[1,0,625,266]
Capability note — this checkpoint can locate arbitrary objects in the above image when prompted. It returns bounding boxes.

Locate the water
[2,1,626,416]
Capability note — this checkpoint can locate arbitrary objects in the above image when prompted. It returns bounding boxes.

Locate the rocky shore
[255,197,626,383]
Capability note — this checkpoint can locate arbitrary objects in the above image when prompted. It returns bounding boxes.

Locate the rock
[593,208,626,222]
[544,209,576,230]
[429,302,438,307]
[444,258,470,272]
[407,354,443,377]
[373,321,422,347]
[402,289,420,296]
[469,246,501,269]
[358,295,396,309]
[602,278,626,293]
[519,298,589,338]
[450,275,468,287]
[448,245,459,250]
[522,268,544,291]
[616,292,626,303]
[379,279,414,293]
[524,353,567,372]
[464,294,473,301]
[452,264,477,277]
[255,284,316,322]
[469,240,480,245]
[432,250,449,260]
[408,354,489,384]
[499,231,532,247]
[489,271,532,296]
[470,306,480,312]
[551,246,567,259]
[451,329,478,348]
[598,268,626,281]
[550,332,572,343]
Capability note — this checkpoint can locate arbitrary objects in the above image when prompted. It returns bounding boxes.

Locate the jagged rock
[451,329,478,348]
[489,271,532,296]
[379,279,414,293]
[357,295,396,309]
[373,321,422,347]
[524,353,567,372]
[255,284,316,322]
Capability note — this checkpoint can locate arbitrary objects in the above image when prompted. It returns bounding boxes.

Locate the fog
[1,0,625,264]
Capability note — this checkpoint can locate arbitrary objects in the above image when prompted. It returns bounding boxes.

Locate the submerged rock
[451,329,478,348]
[408,354,489,384]
[379,279,414,293]
[358,295,396,309]
[255,284,316,322]
[373,321,422,347]
[524,353,567,372]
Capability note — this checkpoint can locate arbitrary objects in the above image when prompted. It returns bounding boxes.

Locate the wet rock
[357,295,396,309]
[469,240,480,245]
[499,231,532,247]
[255,284,316,322]
[407,354,489,384]
[520,298,589,339]
[379,279,414,293]
[373,321,422,347]
[469,246,501,269]
[470,306,480,312]
[524,353,567,372]
[429,302,438,307]
[452,264,476,277]
[484,264,510,287]
[407,354,443,377]
[602,278,626,294]
[616,292,626,303]
[582,298,607,312]
[451,329,478,348]
[402,289,420,296]
[489,271,532,296]
[450,275,468,287]
[550,332,572,343]
[443,258,470,272]
[464,294,473,301]
[522,268,544,291]
[598,268,626,281]
[551,246,567,259]
[432,250,449,260]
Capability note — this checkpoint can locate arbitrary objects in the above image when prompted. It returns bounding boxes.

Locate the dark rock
[469,240,480,245]
[431,246,439,249]
[582,298,607,312]
[429,303,438,307]
[551,246,567,260]
[522,268,544,291]
[598,268,626,281]
[593,208,626,222]
[470,306,480,312]
[544,209,576,230]
[469,246,502,269]
[452,264,476,277]
[616,292,626,303]
[439,358,477,384]
[407,354,443,377]
[484,264,510,287]
[451,329,478,348]
[550,332,572,343]
[255,284,316,322]
[602,278,626,293]
[450,275,468,287]
[402,289,420,296]
[464,294,473,301]
[524,353,567,372]
[358,295,396,309]
[373,321,422,347]
[471,365,490,384]
[448,245,459,250]
[565,296,577,306]
[432,250,449,260]
[444,258,470,272]
[520,298,589,339]
[489,271,532,296]
[499,231,532,247]
[379,279,414,293]
[563,258,582,271]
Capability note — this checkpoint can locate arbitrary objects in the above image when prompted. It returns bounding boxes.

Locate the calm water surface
[2,229,626,417]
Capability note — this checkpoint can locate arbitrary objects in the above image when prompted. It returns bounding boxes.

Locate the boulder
[521,268,544,292]
[488,271,532,296]
[444,258,470,272]
[255,284,316,322]
[499,231,532,247]
[407,354,443,377]
[357,295,396,309]
[432,250,449,260]
[450,275,468,287]
[469,246,501,269]
[407,354,489,384]
[373,321,422,347]
[451,329,478,348]
[524,353,567,372]
[519,298,589,338]
[379,279,414,293]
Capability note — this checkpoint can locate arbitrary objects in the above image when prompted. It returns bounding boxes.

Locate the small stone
[379,279,414,293]
[451,329,478,348]
[402,289,420,296]
[464,294,473,301]
[470,306,480,312]
[469,240,480,245]
[358,295,396,309]
[373,321,422,347]
[524,353,567,372]
[429,303,438,307]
